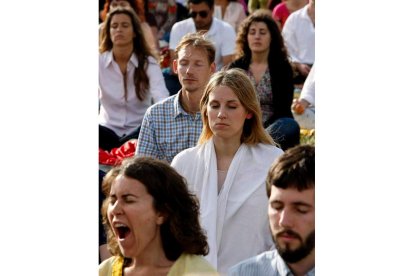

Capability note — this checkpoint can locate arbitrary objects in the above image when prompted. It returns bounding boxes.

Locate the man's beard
[274,229,315,263]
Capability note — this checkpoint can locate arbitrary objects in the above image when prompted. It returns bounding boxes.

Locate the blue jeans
[266,117,300,150]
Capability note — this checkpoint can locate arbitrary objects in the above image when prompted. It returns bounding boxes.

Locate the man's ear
[173,59,178,74]
[210,62,216,73]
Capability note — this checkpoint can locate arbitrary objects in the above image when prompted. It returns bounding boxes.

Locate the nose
[217,109,226,119]
[279,210,293,228]
[185,64,194,75]
[109,200,123,216]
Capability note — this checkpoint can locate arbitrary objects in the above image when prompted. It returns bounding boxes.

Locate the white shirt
[169,17,236,70]
[171,139,283,274]
[213,2,246,32]
[99,51,169,137]
[300,64,315,106]
[282,4,315,64]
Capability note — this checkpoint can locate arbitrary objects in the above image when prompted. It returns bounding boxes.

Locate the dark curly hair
[236,9,288,61]
[100,7,155,101]
[101,157,209,260]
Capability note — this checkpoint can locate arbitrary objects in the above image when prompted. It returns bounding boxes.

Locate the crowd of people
[98,0,315,275]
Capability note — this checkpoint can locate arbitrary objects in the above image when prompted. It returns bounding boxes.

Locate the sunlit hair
[198,68,275,145]
[235,9,290,63]
[101,166,122,256]
[174,32,216,65]
[100,7,155,101]
[266,144,315,197]
[101,157,209,260]
[101,0,146,22]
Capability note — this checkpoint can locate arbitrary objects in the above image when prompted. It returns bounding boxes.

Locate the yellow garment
[99,254,219,276]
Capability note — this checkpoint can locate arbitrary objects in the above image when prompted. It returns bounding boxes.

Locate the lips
[276,230,301,241]
[113,222,131,240]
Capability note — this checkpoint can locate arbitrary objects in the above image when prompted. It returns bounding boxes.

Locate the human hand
[291,99,310,114]
[296,63,311,76]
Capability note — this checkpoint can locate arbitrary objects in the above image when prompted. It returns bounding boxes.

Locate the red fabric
[99,140,137,166]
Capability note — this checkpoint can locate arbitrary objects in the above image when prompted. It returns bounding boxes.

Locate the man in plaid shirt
[135,32,216,163]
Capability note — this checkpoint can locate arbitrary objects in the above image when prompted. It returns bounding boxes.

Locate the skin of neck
[127,237,174,272]
[112,44,134,63]
[180,89,203,114]
[213,135,242,158]
[251,50,269,64]
[286,249,315,276]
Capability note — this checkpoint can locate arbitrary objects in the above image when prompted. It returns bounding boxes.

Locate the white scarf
[172,139,283,273]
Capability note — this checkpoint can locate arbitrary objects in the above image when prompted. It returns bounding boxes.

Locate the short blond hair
[173,32,216,65]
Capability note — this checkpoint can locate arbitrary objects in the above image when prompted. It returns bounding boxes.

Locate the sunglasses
[189,10,209,18]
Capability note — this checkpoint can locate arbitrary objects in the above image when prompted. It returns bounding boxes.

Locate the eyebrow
[109,193,138,199]
[292,202,313,208]
[270,200,313,207]
[210,99,239,103]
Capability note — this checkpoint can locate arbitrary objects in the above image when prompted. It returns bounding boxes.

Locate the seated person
[292,65,315,130]
[99,157,219,275]
[228,10,300,150]
[135,32,216,163]
[99,7,169,151]
[282,0,315,84]
[228,144,315,276]
[172,69,284,274]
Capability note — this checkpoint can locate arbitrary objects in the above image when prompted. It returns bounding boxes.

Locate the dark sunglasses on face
[189,10,209,18]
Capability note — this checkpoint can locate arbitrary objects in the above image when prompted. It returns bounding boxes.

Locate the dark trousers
[99,125,140,151]
[266,117,300,151]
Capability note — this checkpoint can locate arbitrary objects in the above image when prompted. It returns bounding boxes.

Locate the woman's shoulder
[250,143,284,158]
[146,55,159,65]
[169,254,219,276]
[228,57,249,70]
[172,144,204,165]
[99,256,121,276]
[99,51,112,65]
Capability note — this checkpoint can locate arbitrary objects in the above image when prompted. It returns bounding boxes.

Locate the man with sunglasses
[168,0,236,71]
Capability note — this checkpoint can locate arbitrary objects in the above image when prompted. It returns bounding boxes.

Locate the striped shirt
[228,250,315,276]
[135,90,203,163]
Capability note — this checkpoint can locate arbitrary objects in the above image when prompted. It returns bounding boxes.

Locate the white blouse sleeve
[146,56,169,103]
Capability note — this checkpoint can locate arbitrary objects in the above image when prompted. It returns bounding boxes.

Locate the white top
[169,17,236,70]
[99,51,169,137]
[171,139,283,274]
[282,4,315,64]
[213,2,246,32]
[300,64,315,106]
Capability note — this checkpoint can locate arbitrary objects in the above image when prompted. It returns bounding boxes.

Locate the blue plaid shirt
[228,250,315,276]
[135,90,203,163]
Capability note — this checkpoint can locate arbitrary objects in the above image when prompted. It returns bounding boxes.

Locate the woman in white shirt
[171,68,283,274]
[214,0,246,32]
[99,7,169,151]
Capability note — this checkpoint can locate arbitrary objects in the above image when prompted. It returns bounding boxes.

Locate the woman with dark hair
[100,157,218,275]
[99,7,168,151]
[227,9,300,150]
[99,0,157,50]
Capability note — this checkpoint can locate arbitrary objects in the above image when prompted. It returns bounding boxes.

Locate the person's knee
[267,118,300,150]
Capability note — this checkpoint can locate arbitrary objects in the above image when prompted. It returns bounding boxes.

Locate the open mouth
[114,223,131,239]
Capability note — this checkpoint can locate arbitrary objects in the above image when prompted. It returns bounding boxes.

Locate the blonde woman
[171,68,283,274]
